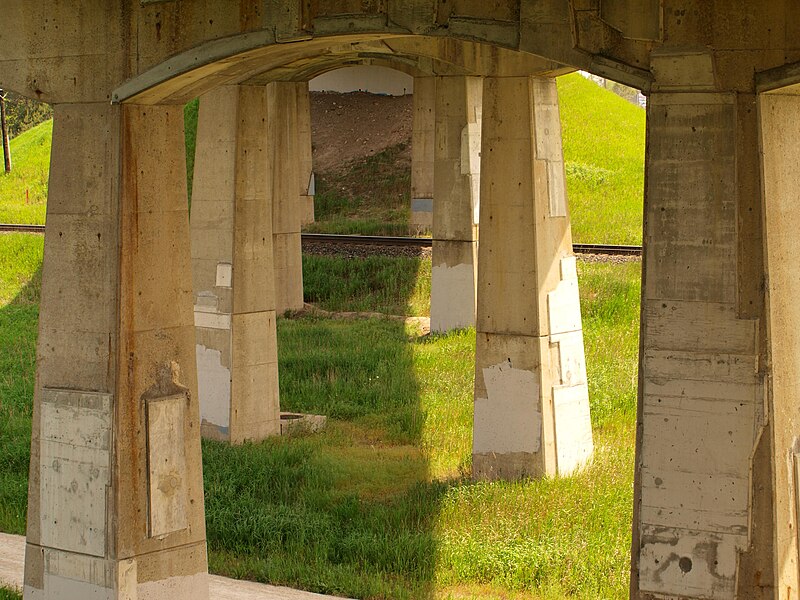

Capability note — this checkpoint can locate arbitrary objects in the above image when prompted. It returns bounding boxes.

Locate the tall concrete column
[268,81,304,314]
[191,85,280,444]
[411,76,435,232]
[631,88,771,599]
[431,76,482,332]
[296,81,315,226]
[472,76,593,482]
[24,103,208,598]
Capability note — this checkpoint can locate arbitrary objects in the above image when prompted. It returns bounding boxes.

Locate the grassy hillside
[0,120,51,225]
[0,74,645,245]
[557,74,645,244]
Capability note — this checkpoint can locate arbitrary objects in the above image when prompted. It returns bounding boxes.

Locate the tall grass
[0,121,51,225]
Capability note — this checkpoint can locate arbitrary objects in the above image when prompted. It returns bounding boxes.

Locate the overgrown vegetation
[0,587,21,600]
[1,92,52,139]
[0,230,640,599]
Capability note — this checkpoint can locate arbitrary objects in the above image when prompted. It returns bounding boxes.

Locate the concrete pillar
[630,90,770,598]
[268,81,304,314]
[296,81,315,226]
[472,76,593,482]
[24,103,208,598]
[410,76,435,232]
[190,85,280,444]
[431,76,482,332]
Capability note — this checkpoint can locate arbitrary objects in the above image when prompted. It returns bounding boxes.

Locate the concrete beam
[472,76,593,481]
[25,103,208,598]
[191,85,281,445]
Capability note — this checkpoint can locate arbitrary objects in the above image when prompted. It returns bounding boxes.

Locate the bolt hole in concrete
[679,557,693,573]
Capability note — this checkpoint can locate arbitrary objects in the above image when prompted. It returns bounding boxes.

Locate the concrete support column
[268,81,304,314]
[191,85,280,444]
[24,103,208,598]
[472,76,593,482]
[296,81,315,226]
[411,76,435,232]
[631,90,770,599]
[431,76,482,332]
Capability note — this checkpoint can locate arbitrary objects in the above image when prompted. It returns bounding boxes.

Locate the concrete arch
[113,34,569,105]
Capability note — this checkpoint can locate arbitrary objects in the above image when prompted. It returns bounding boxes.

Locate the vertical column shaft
[631,91,769,599]
[191,85,280,445]
[268,81,304,314]
[473,76,592,481]
[296,81,315,226]
[25,103,208,599]
[411,76,435,232]
[431,76,482,332]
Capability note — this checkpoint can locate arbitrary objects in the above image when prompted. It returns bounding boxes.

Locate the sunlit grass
[0,121,51,225]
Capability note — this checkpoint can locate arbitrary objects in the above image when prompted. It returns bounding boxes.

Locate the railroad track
[0,225,643,256]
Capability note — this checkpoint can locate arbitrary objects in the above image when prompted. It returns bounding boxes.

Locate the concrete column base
[430,239,477,332]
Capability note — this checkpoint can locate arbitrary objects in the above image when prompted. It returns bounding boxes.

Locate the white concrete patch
[138,571,209,600]
[473,361,541,454]
[146,395,189,538]
[639,525,745,600]
[550,330,588,387]
[547,257,582,335]
[196,344,232,429]
[39,389,112,558]
[552,384,593,473]
[430,263,475,332]
[193,311,231,330]
[215,263,232,288]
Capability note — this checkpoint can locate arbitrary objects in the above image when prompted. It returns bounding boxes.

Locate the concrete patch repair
[4,2,800,598]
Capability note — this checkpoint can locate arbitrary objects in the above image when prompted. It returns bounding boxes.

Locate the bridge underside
[5,2,800,599]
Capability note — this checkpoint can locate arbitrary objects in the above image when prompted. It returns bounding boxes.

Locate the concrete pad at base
[0,533,352,600]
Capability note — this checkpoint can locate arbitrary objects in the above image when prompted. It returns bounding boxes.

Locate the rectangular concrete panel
[146,394,189,538]
[39,389,112,558]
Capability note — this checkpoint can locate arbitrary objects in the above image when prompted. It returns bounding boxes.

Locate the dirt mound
[310,91,412,174]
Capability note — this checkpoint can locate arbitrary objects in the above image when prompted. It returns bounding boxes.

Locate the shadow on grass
[0,262,40,536]
[201,257,446,599]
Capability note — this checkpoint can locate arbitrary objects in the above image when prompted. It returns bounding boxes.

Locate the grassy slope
[0,121,52,225]
[557,74,645,245]
[0,76,645,245]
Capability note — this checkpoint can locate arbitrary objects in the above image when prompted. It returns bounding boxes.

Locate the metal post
[0,89,11,173]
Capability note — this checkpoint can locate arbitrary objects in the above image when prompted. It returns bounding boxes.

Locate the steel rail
[0,225,643,256]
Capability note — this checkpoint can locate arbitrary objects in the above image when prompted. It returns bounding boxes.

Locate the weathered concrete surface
[268,81,305,314]
[0,532,351,600]
[25,103,208,598]
[296,81,315,226]
[191,85,280,444]
[631,86,768,600]
[473,76,592,481]
[430,76,482,332]
[411,76,435,231]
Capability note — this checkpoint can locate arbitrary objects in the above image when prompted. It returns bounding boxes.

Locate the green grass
[558,74,645,244]
[303,254,431,316]
[0,237,641,599]
[0,121,52,225]
[0,588,21,600]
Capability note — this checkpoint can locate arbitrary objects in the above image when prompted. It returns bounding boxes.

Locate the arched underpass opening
[9,28,647,600]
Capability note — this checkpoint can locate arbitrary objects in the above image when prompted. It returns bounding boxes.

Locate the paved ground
[0,532,351,599]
